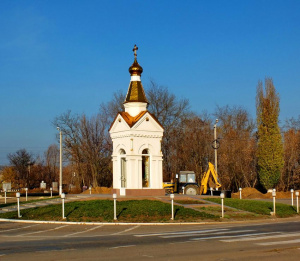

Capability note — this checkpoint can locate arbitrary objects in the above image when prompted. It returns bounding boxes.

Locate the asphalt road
[0,218,300,260]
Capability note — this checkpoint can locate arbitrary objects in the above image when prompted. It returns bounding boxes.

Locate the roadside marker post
[170,194,174,220]
[272,190,276,215]
[61,193,66,219]
[25,188,28,201]
[16,192,22,218]
[50,187,53,198]
[291,189,294,206]
[210,187,213,196]
[220,192,225,218]
[89,186,92,195]
[239,188,242,199]
[296,191,299,213]
[113,193,117,220]
[4,188,7,204]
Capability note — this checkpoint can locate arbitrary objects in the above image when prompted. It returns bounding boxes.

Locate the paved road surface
[0,218,300,260]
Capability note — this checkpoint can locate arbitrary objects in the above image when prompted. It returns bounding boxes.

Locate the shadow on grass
[174,208,180,219]
[117,208,127,219]
[66,206,78,218]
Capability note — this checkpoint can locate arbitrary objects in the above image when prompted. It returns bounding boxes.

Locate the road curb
[0,216,299,226]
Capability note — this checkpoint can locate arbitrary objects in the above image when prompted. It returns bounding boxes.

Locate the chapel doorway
[120,149,126,188]
[142,149,150,188]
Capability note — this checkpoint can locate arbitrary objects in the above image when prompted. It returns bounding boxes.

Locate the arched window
[120,149,126,188]
[142,149,150,188]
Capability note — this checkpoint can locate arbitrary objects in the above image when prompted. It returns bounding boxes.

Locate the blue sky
[0,0,299,165]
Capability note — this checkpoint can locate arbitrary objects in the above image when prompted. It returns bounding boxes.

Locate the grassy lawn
[0,200,218,222]
[205,198,298,218]
[196,206,261,220]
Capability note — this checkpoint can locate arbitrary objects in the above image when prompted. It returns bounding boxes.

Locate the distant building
[109,45,164,196]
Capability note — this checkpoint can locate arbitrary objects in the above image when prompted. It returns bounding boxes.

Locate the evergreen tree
[256,78,284,190]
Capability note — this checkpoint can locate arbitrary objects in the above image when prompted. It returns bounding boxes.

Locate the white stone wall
[110,112,163,192]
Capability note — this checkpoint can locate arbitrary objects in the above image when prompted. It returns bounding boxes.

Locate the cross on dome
[133,44,138,59]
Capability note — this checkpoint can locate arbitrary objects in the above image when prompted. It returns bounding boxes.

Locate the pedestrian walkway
[0,194,108,214]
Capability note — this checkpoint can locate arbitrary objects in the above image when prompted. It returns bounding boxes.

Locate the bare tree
[214,105,257,191]
[7,149,35,188]
[44,144,59,185]
[146,80,190,180]
[279,116,300,190]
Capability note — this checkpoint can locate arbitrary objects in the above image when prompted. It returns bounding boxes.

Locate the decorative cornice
[111,133,163,139]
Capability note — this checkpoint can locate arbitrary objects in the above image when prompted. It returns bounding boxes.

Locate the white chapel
[109,45,164,196]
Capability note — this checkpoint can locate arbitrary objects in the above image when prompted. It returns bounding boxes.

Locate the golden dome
[129,45,143,76]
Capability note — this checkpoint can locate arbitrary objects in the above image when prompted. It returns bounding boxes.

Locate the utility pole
[57,127,63,195]
[214,119,219,173]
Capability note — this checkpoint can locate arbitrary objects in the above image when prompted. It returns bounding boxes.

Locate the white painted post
[16,192,21,218]
[170,194,174,220]
[61,193,66,219]
[291,189,294,206]
[4,188,7,204]
[57,127,63,196]
[239,187,242,199]
[113,193,117,220]
[272,190,276,215]
[25,188,28,201]
[210,187,213,196]
[50,187,53,198]
[296,191,299,213]
[89,186,92,195]
[220,192,225,218]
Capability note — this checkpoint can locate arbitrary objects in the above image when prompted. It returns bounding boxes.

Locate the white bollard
[16,192,21,218]
[272,190,276,215]
[50,187,53,198]
[4,188,7,204]
[113,193,117,220]
[25,188,28,201]
[170,194,175,220]
[61,193,66,219]
[89,186,92,195]
[291,189,294,206]
[220,193,225,218]
[239,188,242,199]
[210,187,213,196]
[296,191,299,213]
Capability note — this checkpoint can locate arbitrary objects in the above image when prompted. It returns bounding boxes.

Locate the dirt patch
[232,187,298,199]
[81,187,112,194]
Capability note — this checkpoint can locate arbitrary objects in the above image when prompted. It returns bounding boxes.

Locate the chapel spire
[124,45,148,109]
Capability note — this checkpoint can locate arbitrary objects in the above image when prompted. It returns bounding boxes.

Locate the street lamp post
[61,193,66,219]
[296,191,299,213]
[170,194,175,220]
[272,190,276,215]
[16,192,21,218]
[25,188,28,201]
[220,192,225,218]
[214,119,219,174]
[57,127,63,196]
[291,189,294,206]
[4,188,7,204]
[113,193,117,220]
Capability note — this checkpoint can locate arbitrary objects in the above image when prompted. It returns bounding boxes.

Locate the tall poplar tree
[256,78,284,190]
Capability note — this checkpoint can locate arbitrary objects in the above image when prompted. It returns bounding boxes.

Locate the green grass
[0,200,218,222]
[205,198,298,218]
[196,206,261,219]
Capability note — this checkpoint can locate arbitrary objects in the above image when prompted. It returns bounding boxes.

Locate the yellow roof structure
[124,45,148,104]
